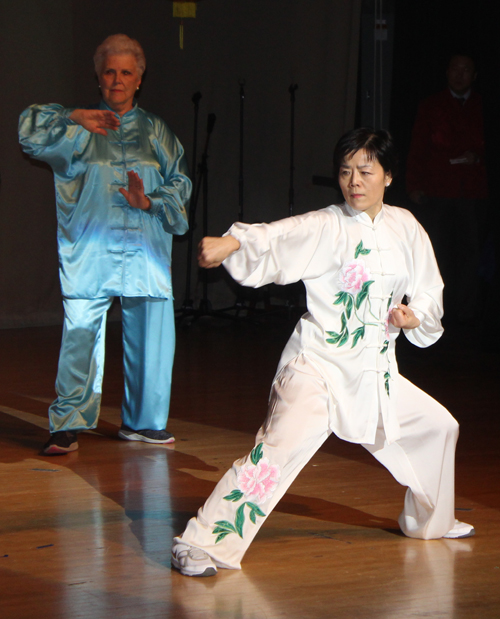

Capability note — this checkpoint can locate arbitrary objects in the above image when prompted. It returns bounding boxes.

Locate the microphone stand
[288,84,298,217]
[283,83,304,318]
[197,113,217,317]
[238,80,245,222]
[179,92,202,320]
[217,81,249,319]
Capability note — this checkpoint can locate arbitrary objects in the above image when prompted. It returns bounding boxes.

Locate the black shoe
[42,431,79,455]
[118,424,175,444]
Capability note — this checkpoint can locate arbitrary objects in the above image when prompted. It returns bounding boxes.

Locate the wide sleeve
[18,104,86,175]
[223,209,340,288]
[146,119,191,235]
[404,220,444,347]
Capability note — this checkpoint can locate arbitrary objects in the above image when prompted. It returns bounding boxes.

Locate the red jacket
[406,89,488,199]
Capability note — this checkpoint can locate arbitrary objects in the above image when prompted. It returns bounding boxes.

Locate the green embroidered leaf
[340,312,347,332]
[355,280,374,309]
[354,240,371,259]
[356,290,367,309]
[338,329,350,347]
[223,489,244,502]
[251,443,264,465]
[215,531,231,543]
[249,510,257,524]
[351,326,365,348]
[384,371,391,397]
[326,337,340,345]
[246,502,266,518]
[380,340,389,354]
[235,504,246,538]
[387,291,394,311]
[214,520,237,533]
[213,526,230,535]
[346,295,354,319]
[360,280,375,295]
[334,291,347,306]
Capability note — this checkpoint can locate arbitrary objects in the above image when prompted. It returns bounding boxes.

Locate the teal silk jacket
[19,102,191,299]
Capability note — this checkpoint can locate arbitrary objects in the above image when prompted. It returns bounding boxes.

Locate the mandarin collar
[99,99,138,122]
[343,202,385,227]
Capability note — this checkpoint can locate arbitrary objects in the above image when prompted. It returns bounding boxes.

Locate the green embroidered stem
[353,304,379,328]
[367,295,384,323]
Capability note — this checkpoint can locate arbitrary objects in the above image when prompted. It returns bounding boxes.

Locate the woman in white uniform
[172,128,474,577]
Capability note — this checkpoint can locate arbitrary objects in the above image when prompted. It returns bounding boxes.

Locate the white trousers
[177,355,459,569]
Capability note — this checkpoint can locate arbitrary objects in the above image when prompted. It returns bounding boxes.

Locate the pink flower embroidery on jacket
[338,258,371,294]
[237,457,281,505]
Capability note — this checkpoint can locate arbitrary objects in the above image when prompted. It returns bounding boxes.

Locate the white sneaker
[443,520,475,539]
[171,543,217,577]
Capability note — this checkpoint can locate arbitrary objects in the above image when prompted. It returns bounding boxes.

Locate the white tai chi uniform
[176,203,459,569]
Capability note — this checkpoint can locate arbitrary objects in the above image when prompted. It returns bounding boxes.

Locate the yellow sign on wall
[173,2,197,18]
[172,1,198,48]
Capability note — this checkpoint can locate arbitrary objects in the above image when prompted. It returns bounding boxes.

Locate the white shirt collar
[450,88,471,101]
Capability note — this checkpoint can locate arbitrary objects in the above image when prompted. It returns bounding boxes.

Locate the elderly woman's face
[98,54,141,115]
[338,149,391,221]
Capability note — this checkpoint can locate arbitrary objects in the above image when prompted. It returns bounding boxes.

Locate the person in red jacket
[406,54,489,324]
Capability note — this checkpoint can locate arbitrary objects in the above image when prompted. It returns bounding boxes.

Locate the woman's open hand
[69,109,120,135]
[119,171,151,210]
[198,236,241,268]
[390,304,421,330]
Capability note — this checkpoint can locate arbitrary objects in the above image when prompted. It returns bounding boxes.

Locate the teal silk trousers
[48,296,175,433]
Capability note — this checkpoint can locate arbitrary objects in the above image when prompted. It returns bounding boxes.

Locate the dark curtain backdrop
[389,0,500,205]
[389,0,500,319]
[0,0,361,327]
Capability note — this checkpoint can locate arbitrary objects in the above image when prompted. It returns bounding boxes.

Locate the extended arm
[205,209,340,288]
[19,104,119,169]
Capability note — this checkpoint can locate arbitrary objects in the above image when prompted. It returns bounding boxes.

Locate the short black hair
[333,127,398,186]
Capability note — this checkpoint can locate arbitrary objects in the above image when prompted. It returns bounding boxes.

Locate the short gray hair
[94,34,146,76]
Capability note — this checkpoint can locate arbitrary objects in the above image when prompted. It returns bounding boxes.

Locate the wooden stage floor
[1,315,499,618]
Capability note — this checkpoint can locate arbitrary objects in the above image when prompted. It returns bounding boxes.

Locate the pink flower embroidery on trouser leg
[237,457,281,505]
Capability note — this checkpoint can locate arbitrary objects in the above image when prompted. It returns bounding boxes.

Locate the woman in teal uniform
[19,34,191,454]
